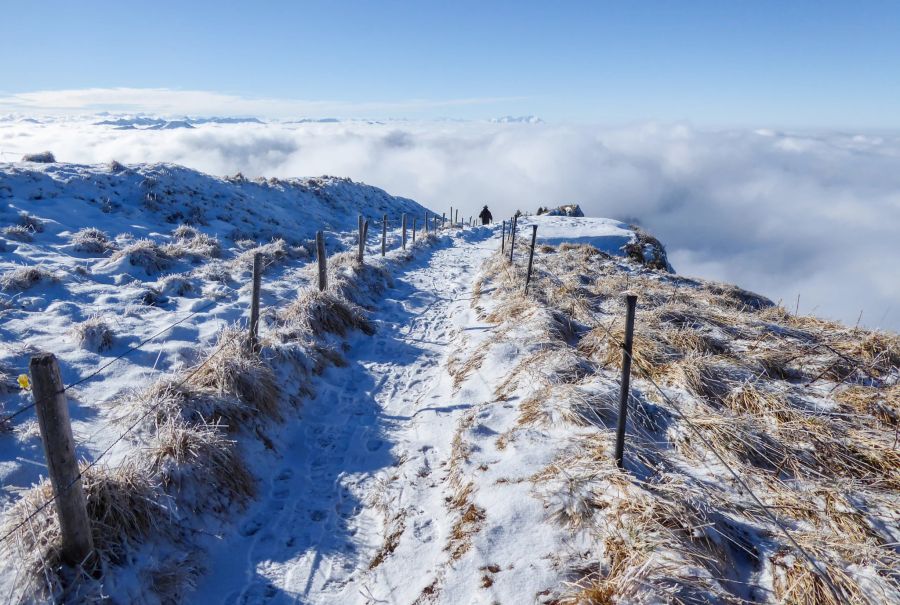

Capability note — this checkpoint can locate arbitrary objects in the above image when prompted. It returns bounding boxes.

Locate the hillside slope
[0,161,435,601]
[1,162,896,604]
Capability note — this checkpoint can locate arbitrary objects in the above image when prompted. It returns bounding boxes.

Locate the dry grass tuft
[72,317,114,352]
[280,288,374,338]
[167,225,221,260]
[187,328,281,421]
[157,273,196,297]
[149,418,255,513]
[580,321,674,379]
[0,459,168,600]
[834,385,899,426]
[0,264,56,291]
[112,239,173,274]
[70,227,112,254]
[4,224,34,242]
[115,378,251,432]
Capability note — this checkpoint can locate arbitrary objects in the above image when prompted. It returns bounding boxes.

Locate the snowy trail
[196,230,497,604]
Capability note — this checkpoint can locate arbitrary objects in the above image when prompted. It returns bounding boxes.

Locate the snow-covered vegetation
[449,220,899,603]
[0,161,434,601]
[0,159,896,603]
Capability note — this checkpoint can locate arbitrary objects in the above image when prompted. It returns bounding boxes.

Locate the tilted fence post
[614,295,638,470]
[401,213,407,250]
[249,252,262,351]
[412,217,417,243]
[501,220,506,254]
[30,354,94,568]
[316,230,327,291]
[381,214,387,257]
[509,215,517,263]
[524,225,538,294]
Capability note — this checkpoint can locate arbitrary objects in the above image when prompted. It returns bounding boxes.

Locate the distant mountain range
[94,116,265,129]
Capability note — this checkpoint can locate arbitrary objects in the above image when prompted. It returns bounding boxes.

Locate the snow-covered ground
[2,161,896,604]
[0,161,426,491]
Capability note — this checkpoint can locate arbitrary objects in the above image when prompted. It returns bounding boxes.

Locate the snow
[0,157,648,601]
[15,160,892,603]
[516,214,635,255]
[0,161,428,502]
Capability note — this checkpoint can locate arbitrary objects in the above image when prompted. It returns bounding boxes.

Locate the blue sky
[2,0,900,126]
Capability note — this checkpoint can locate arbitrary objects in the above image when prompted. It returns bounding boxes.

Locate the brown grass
[187,328,281,421]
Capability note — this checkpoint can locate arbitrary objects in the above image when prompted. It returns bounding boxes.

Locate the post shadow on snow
[215,232,485,604]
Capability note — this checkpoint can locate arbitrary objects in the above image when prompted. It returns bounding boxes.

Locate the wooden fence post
[249,252,262,351]
[501,220,506,254]
[455,209,458,226]
[425,212,429,234]
[412,217,417,243]
[381,214,387,257]
[524,225,538,294]
[614,295,638,470]
[401,213,407,250]
[358,215,365,263]
[509,215,517,262]
[442,212,446,228]
[316,230,327,291]
[30,354,94,568]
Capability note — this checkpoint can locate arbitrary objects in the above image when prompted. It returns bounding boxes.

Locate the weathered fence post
[381,214,387,257]
[501,220,506,254]
[358,215,365,263]
[412,217,417,243]
[524,225,538,294]
[509,215,517,262]
[442,212,446,228]
[316,230,327,291]
[425,212,429,234]
[30,354,94,568]
[249,252,262,351]
[455,209,459,226]
[614,295,638,470]
[449,207,452,229]
[401,213,407,250]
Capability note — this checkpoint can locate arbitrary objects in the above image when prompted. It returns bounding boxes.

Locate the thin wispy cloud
[0,88,524,119]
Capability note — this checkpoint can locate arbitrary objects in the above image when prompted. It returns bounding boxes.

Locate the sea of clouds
[2,117,898,331]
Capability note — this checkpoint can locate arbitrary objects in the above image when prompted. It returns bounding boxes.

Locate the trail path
[196,230,498,604]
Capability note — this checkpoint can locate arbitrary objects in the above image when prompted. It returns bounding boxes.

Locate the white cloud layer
[2,117,898,331]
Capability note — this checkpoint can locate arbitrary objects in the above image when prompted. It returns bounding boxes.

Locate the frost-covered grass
[0,264,55,291]
[112,239,173,274]
[72,316,114,352]
[0,160,433,601]
[3,225,34,242]
[70,227,112,254]
[467,239,900,604]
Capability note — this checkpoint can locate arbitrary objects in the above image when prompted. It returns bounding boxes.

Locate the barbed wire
[571,272,849,603]
[0,298,221,427]
[0,213,435,550]
[0,323,248,547]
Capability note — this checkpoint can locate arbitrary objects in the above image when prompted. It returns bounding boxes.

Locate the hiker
[479,205,493,225]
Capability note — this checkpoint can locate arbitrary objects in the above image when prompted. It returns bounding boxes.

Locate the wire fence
[0,211,470,558]
[498,220,856,604]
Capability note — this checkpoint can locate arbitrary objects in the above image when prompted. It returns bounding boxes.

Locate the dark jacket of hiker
[479,206,493,225]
